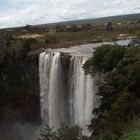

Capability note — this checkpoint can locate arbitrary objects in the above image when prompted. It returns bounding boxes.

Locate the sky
[0,0,140,28]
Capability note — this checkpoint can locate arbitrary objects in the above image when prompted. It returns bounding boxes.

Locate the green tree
[38,125,57,140]
[19,38,38,60]
[137,19,140,23]
[83,44,126,75]
[106,22,113,31]
[24,24,32,31]
[57,124,82,140]
[38,124,82,140]
[83,44,140,137]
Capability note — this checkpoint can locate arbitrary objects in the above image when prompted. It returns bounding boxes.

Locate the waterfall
[39,51,98,134]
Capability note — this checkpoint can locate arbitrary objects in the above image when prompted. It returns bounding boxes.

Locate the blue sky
[0,0,140,28]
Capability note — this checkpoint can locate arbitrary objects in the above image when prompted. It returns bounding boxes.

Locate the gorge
[39,40,130,135]
[0,40,131,140]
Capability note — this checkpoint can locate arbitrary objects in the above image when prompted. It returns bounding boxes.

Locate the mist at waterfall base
[0,121,41,140]
[39,40,130,135]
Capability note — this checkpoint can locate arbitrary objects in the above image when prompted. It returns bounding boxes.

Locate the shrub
[38,124,82,140]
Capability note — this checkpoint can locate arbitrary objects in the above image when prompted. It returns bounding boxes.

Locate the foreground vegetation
[83,39,140,139]
[38,119,140,140]
[121,119,140,140]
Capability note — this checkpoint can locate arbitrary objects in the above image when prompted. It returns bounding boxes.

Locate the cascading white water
[68,56,97,134]
[39,51,98,134]
[39,52,68,128]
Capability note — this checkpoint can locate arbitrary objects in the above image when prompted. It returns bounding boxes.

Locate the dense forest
[83,39,140,139]
[0,35,40,121]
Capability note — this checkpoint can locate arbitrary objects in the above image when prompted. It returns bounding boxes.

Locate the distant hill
[2,13,140,30]
[37,13,140,27]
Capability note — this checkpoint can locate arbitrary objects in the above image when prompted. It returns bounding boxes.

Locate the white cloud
[0,0,140,28]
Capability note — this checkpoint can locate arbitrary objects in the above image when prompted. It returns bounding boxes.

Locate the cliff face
[15,56,40,122]
[0,50,41,140]
[0,52,40,122]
